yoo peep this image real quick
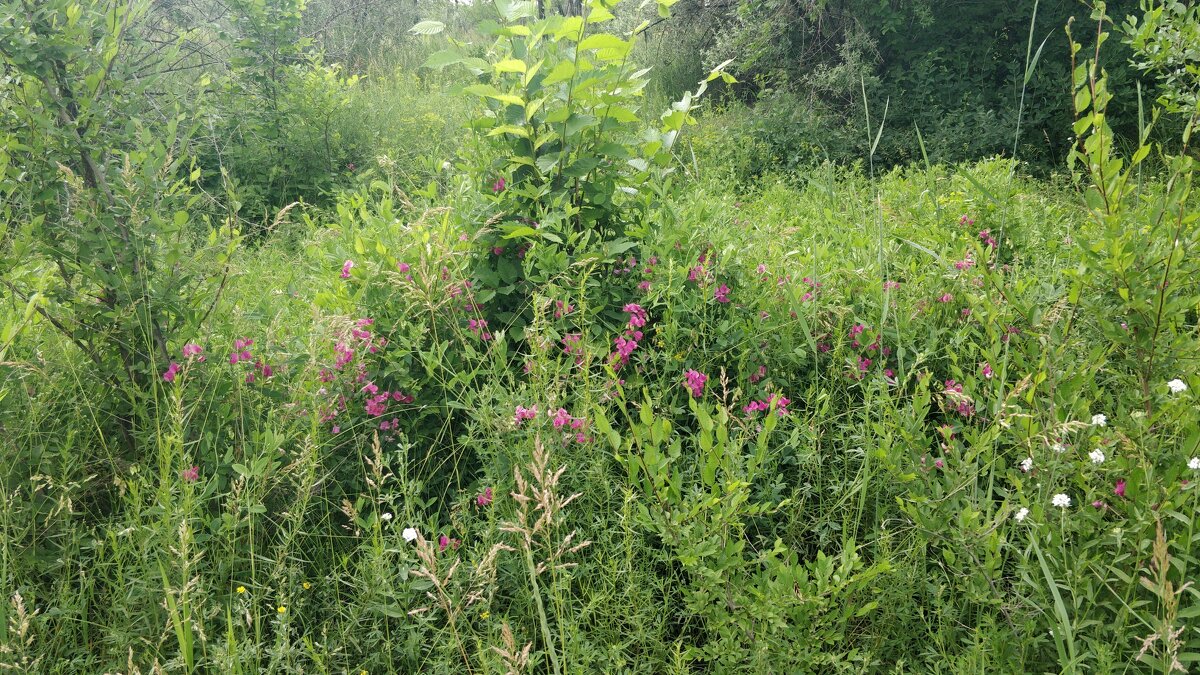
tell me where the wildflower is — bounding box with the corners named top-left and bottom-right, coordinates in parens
top-left (480, 611), bottom-right (490, 620)
top-left (1114, 479), bottom-right (1126, 498)
top-left (182, 343), bottom-right (203, 359)
top-left (1014, 507), bottom-right (1029, 522)
top-left (341, 259), bottom-right (354, 279)
top-left (1167, 378), bottom-right (1188, 394)
top-left (181, 465), bottom-right (199, 482)
top-left (397, 262), bottom-right (410, 273)
top-left (1052, 442), bottom-right (1067, 453)
top-left (476, 487), bottom-right (493, 507)
top-left (1188, 457), bottom-right (1200, 470)
top-left (492, 177), bottom-right (506, 193)
top-left (277, 606), bottom-right (287, 614)
top-left (402, 527), bottom-right (418, 542)
top-left (1091, 414), bottom-right (1107, 427)
top-left (381, 512), bottom-right (393, 522)
top-left (937, 293), bottom-right (953, 303)
top-left (683, 369), bottom-right (708, 398)
top-left (514, 405), bottom-right (538, 426)
top-left (883, 280), bottom-right (901, 291)
top-left (302, 582), bottom-right (311, 590)
top-left (1089, 448), bottom-right (1106, 465)
top-left (750, 365), bottom-right (767, 384)
top-left (714, 284), bottom-right (731, 303)
top-left (1051, 493), bottom-right (1071, 508)
top-left (953, 255), bottom-right (975, 271)
top-left (981, 362), bottom-right (993, 379)
top-left (236, 586), bottom-right (246, 594)
top-left (1019, 457), bottom-right (1033, 473)
top-left (934, 458), bottom-right (944, 469)
top-left (492, 246), bottom-right (504, 256)
top-left (623, 303), bottom-right (648, 329)
top-left (756, 263), bottom-right (767, 275)
top-left (551, 408), bottom-right (572, 429)
top-left (1092, 500), bottom-right (1106, 509)
top-left (162, 361), bottom-right (181, 383)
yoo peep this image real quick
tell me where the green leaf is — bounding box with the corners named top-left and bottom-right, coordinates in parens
top-left (495, 58), bottom-right (527, 74)
top-left (424, 49), bottom-right (464, 70)
top-left (542, 61), bottom-right (575, 86)
top-left (409, 20), bottom-right (445, 35)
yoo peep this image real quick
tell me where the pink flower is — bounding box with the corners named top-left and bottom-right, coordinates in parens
top-left (638, 280), bottom-right (651, 292)
top-left (438, 534), bottom-right (450, 552)
top-left (492, 246), bottom-right (504, 255)
top-left (934, 459), bottom-right (944, 469)
top-left (756, 264), bottom-right (767, 275)
top-left (182, 343), bottom-right (203, 359)
top-left (492, 177), bottom-right (506, 193)
top-left (714, 284), bottom-right (731, 303)
top-left (341, 259), bottom-right (354, 279)
top-left (683, 369), bottom-right (708, 398)
top-left (162, 362), bottom-right (181, 383)
top-left (181, 465), bottom-right (199, 482)
top-left (937, 293), bottom-right (953, 303)
top-left (883, 280), bottom-right (901, 291)
top-left (623, 303), bottom-right (648, 329)
top-left (1114, 479), bottom-right (1126, 498)
top-left (514, 405), bottom-right (539, 426)
top-left (981, 363), bottom-right (993, 379)
top-left (750, 365), bottom-right (767, 384)
top-left (551, 408), bottom-right (572, 429)
top-left (397, 262), bottom-right (410, 273)
top-left (476, 487), bottom-right (493, 507)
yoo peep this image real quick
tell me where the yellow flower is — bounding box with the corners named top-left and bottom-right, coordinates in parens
top-left (277, 606), bottom-right (287, 614)
top-left (236, 586), bottom-right (246, 594)
top-left (480, 611), bottom-right (490, 620)
top-left (302, 582), bottom-right (311, 590)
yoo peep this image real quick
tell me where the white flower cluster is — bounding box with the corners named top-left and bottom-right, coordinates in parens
top-left (1167, 378), bottom-right (1188, 394)
top-left (1020, 457), bottom-right (1034, 473)
top-left (1052, 493), bottom-right (1071, 508)
top-left (1089, 449), bottom-right (1106, 465)
top-left (1014, 507), bottom-right (1029, 522)
top-left (1091, 414), bottom-right (1107, 427)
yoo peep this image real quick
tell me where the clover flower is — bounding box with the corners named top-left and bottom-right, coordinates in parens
top-left (1014, 507), bottom-right (1029, 522)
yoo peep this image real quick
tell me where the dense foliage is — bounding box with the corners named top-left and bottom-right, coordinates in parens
top-left (2, 0), bottom-right (1199, 672)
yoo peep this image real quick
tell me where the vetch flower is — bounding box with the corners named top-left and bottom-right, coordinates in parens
top-left (162, 362), bottom-right (181, 383)
top-left (1014, 507), bottom-right (1029, 522)
top-left (1114, 479), bottom-right (1126, 498)
top-left (683, 370), bottom-right (708, 398)
top-left (1091, 414), bottom-right (1107, 427)
top-left (714, 284), bottom-right (731, 303)
top-left (341, 259), bottom-right (354, 279)
top-left (182, 343), bottom-right (203, 360)
top-left (981, 362), bottom-right (993, 379)
top-left (1052, 493), bottom-right (1071, 508)
top-left (492, 177), bottom-right (506, 193)
top-left (1167, 378), bottom-right (1188, 394)
top-left (181, 465), bottom-right (199, 482)
top-left (402, 527), bottom-right (418, 542)
top-left (1089, 448), bottom-right (1106, 465)
top-left (476, 487), bottom-right (493, 507)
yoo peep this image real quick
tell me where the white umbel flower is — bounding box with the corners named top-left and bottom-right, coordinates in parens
top-left (402, 527), bottom-right (418, 542)
top-left (1052, 442), bottom-right (1067, 453)
top-left (1091, 414), bottom-right (1107, 427)
top-left (1089, 449), bottom-right (1106, 465)
top-left (1189, 457), bottom-right (1200, 471)
top-left (1052, 493), bottom-right (1071, 508)
top-left (1019, 457), bottom-right (1034, 473)
top-left (1014, 507), bottom-right (1029, 522)
top-left (1167, 379), bottom-right (1188, 394)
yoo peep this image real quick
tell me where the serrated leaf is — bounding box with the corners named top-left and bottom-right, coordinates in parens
top-left (410, 20), bottom-right (445, 35)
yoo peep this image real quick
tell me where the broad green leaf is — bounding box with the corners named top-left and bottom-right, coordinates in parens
top-left (495, 58), bottom-right (527, 74)
top-left (409, 20), bottom-right (445, 35)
